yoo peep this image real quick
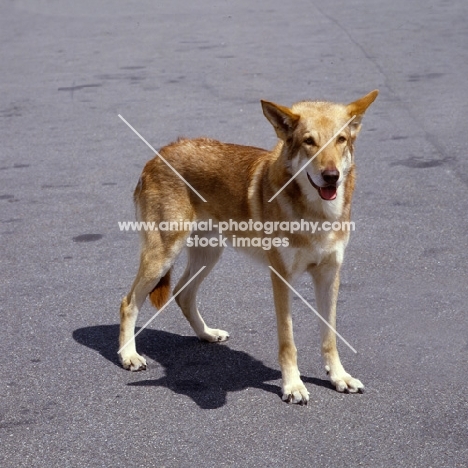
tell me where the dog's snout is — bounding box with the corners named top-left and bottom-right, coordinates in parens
top-left (322, 168), bottom-right (340, 184)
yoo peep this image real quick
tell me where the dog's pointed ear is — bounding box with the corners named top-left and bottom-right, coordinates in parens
top-left (261, 100), bottom-right (300, 140)
top-left (346, 89), bottom-right (379, 139)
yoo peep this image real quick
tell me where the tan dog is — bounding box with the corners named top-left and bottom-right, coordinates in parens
top-left (119, 90), bottom-right (378, 404)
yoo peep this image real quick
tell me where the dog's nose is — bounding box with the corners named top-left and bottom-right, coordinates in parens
top-left (322, 168), bottom-right (340, 184)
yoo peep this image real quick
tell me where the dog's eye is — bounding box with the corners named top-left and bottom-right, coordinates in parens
top-left (337, 135), bottom-right (347, 144)
top-left (304, 137), bottom-right (316, 146)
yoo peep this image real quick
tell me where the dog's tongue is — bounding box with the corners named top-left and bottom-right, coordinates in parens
top-left (319, 186), bottom-right (337, 201)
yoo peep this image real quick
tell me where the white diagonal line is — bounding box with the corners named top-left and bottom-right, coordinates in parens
top-left (118, 114), bottom-right (207, 203)
top-left (268, 266), bottom-right (357, 353)
top-left (268, 115), bottom-right (356, 202)
top-left (118, 265), bottom-right (206, 355)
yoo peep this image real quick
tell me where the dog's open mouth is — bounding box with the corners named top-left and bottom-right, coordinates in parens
top-left (307, 173), bottom-right (337, 201)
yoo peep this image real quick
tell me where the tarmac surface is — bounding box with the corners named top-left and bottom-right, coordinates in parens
top-left (1, 1), bottom-right (467, 467)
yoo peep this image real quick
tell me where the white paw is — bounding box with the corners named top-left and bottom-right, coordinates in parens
top-left (199, 328), bottom-right (230, 343)
top-left (121, 352), bottom-right (147, 371)
top-left (326, 366), bottom-right (364, 393)
top-left (282, 381), bottom-right (310, 405)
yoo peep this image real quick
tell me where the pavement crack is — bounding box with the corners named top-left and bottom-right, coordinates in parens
top-left (312, 3), bottom-right (457, 173)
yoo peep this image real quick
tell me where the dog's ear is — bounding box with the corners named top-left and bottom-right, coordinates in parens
top-left (261, 100), bottom-right (300, 140)
top-left (346, 90), bottom-right (379, 139)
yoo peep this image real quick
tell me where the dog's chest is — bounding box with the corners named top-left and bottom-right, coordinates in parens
top-left (277, 231), bottom-right (346, 273)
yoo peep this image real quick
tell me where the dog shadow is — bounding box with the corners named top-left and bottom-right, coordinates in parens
top-left (72, 325), bottom-right (333, 409)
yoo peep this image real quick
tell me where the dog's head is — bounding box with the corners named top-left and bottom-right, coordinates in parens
top-left (261, 90), bottom-right (378, 201)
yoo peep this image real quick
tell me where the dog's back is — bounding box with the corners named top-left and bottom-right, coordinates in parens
top-left (136, 138), bottom-right (271, 222)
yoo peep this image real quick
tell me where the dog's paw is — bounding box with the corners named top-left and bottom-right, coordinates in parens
top-left (282, 382), bottom-right (309, 405)
top-left (199, 328), bottom-right (230, 343)
top-left (121, 353), bottom-right (147, 372)
top-left (326, 366), bottom-right (364, 393)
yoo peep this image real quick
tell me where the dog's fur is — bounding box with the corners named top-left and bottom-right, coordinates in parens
top-left (119, 90), bottom-right (378, 404)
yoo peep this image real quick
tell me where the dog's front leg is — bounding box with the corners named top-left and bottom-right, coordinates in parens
top-left (271, 271), bottom-right (309, 404)
top-left (310, 261), bottom-right (364, 393)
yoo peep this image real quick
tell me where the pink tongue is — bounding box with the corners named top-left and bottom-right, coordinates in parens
top-left (319, 186), bottom-right (337, 200)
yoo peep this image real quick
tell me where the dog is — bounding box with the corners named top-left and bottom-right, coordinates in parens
top-left (119, 90), bottom-right (378, 404)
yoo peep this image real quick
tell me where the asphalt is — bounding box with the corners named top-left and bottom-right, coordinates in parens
top-left (1, 1), bottom-right (467, 467)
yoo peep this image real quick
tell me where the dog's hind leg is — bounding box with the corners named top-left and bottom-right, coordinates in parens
top-left (119, 231), bottom-right (187, 371)
top-left (174, 230), bottom-right (229, 342)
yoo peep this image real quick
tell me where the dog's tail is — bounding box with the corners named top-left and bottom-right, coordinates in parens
top-left (148, 269), bottom-right (171, 309)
